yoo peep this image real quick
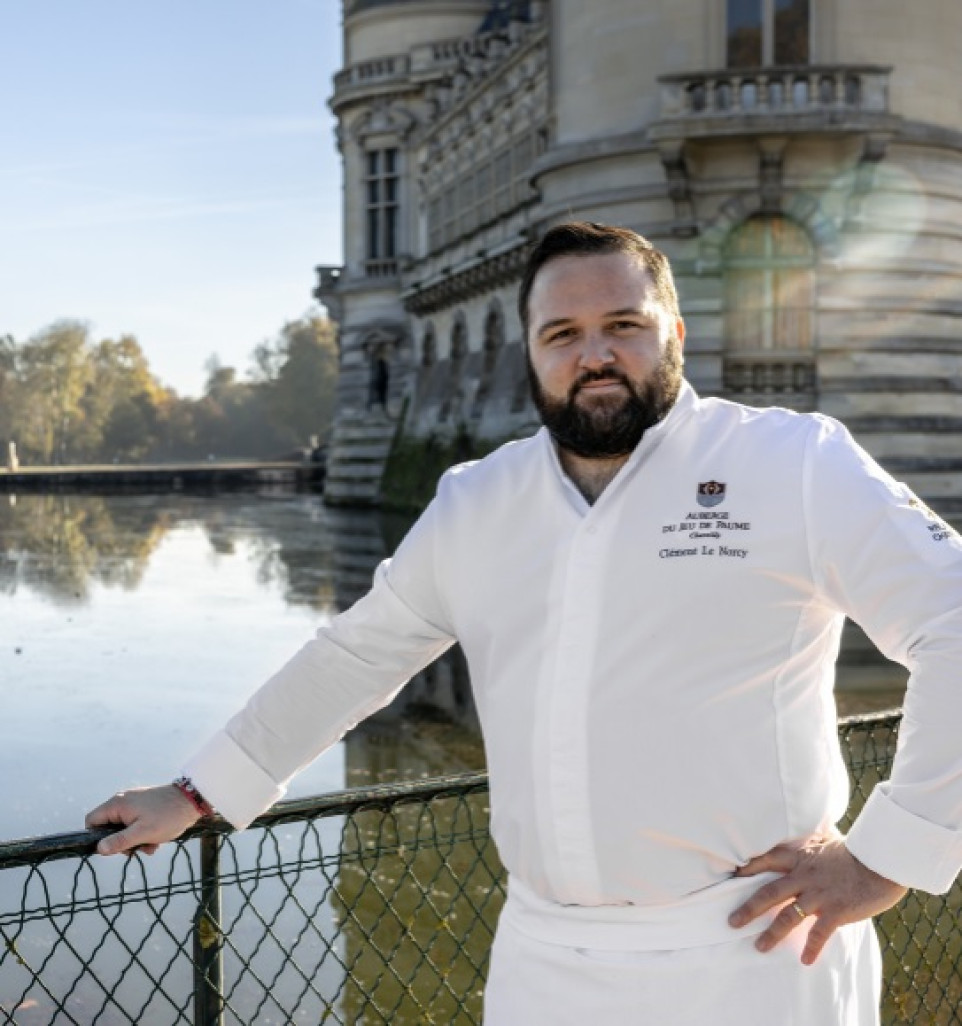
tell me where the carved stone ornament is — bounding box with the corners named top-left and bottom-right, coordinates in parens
top-left (421, 25), bottom-right (547, 132)
top-left (359, 324), bottom-right (408, 360)
top-left (350, 100), bottom-right (418, 144)
top-left (403, 245), bottom-right (528, 316)
top-left (758, 135), bottom-right (788, 215)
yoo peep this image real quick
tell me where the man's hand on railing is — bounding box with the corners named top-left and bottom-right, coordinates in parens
top-left (85, 785), bottom-right (203, 856)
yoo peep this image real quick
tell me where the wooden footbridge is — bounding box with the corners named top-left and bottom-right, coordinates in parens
top-left (0, 459), bottom-right (325, 493)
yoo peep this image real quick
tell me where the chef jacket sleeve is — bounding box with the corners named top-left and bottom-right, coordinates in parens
top-left (181, 491), bottom-right (457, 829)
top-left (804, 415), bottom-right (962, 893)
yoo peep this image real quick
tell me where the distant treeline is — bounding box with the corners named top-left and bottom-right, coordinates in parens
top-left (0, 316), bottom-right (337, 464)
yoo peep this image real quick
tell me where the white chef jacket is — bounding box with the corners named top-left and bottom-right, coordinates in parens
top-left (184, 381), bottom-right (962, 949)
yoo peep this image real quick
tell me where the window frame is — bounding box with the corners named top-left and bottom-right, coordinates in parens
top-left (726, 0), bottom-right (811, 68)
top-left (363, 147), bottom-right (400, 261)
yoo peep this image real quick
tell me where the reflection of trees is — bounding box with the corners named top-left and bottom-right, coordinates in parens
top-left (2, 490), bottom-right (483, 747)
top-left (0, 495), bottom-right (170, 604)
top-left (1, 493), bottom-right (360, 613)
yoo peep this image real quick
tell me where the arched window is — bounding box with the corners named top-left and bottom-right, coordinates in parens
top-left (421, 323), bottom-right (437, 368)
top-left (361, 331), bottom-right (399, 412)
top-left (367, 346), bottom-right (390, 410)
top-left (471, 303), bottom-right (504, 420)
top-left (439, 315), bottom-right (468, 423)
top-left (723, 216), bottom-right (815, 401)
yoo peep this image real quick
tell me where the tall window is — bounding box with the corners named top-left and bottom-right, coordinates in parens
top-left (727, 0), bottom-right (809, 67)
top-left (723, 217), bottom-right (815, 398)
top-left (365, 149), bottom-right (399, 260)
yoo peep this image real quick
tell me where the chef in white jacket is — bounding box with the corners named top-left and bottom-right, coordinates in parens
top-left (88, 222), bottom-right (962, 1025)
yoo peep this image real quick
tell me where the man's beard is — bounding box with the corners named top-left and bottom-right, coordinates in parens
top-left (527, 341), bottom-right (683, 459)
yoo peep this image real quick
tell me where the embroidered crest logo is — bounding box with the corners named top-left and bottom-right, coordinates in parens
top-left (697, 481), bottom-right (726, 508)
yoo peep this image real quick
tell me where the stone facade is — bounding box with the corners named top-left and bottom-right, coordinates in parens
top-left (316, 0), bottom-right (962, 509)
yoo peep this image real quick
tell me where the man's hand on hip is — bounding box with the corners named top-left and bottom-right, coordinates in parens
top-left (85, 785), bottom-right (202, 856)
top-left (727, 830), bottom-right (907, 965)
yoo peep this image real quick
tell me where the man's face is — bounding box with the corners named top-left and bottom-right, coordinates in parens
top-left (525, 250), bottom-right (686, 459)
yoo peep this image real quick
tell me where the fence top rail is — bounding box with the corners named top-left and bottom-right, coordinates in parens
top-left (837, 706), bottom-right (901, 728)
top-left (0, 711), bottom-right (902, 868)
top-left (0, 769), bottom-right (491, 868)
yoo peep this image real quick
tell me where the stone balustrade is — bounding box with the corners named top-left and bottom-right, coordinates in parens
top-left (333, 53), bottom-right (411, 94)
top-left (654, 64), bottom-right (891, 133)
top-left (364, 258), bottom-right (400, 279)
top-left (723, 351), bottom-right (816, 395)
top-left (334, 11), bottom-right (544, 102)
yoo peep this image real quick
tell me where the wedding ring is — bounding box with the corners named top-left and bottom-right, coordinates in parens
top-left (791, 901), bottom-right (808, 920)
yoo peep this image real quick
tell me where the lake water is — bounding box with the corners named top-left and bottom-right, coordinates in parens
top-left (0, 492), bottom-right (483, 844)
top-left (1, 490), bottom-right (904, 846)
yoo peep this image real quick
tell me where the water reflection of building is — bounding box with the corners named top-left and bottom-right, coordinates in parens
top-left (326, 505), bottom-right (489, 1023)
top-left (325, 506), bottom-right (482, 777)
top-left (318, 0), bottom-right (962, 513)
top-left (332, 778), bottom-right (499, 1025)
top-left (326, 507), bottom-right (389, 610)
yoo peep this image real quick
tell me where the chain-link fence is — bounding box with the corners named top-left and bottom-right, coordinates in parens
top-left (838, 712), bottom-right (962, 1024)
top-left (1, 712), bottom-right (960, 1025)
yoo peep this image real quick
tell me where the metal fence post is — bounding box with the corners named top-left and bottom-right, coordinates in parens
top-left (193, 832), bottom-right (224, 1026)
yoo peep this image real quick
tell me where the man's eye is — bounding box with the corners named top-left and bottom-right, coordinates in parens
top-left (547, 328), bottom-right (574, 343)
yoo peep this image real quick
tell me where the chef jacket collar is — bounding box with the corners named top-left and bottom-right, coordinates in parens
top-left (539, 379), bottom-right (699, 517)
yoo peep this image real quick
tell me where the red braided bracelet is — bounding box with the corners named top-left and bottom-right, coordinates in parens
top-left (172, 777), bottom-right (215, 818)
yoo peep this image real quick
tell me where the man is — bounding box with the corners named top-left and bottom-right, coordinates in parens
top-left (88, 223), bottom-right (962, 1025)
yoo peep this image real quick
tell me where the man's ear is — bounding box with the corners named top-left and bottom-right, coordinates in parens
top-left (674, 317), bottom-right (686, 352)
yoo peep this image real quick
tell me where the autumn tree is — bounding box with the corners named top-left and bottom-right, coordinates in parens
top-left (16, 321), bottom-right (92, 463)
top-left (80, 335), bottom-right (167, 461)
top-left (0, 312), bottom-right (339, 464)
top-left (255, 315), bottom-right (338, 446)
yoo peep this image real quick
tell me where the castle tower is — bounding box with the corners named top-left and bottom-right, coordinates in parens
top-left (316, 0), bottom-right (492, 505)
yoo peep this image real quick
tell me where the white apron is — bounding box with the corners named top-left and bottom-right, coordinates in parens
top-left (484, 909), bottom-right (882, 1026)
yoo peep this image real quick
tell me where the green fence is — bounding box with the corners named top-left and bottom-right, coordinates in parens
top-left (1, 712), bottom-right (960, 1024)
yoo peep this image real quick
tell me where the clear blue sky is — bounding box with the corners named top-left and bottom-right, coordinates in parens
top-left (0, 0), bottom-right (343, 397)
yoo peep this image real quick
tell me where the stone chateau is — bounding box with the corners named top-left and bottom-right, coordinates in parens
top-left (315, 0), bottom-right (962, 510)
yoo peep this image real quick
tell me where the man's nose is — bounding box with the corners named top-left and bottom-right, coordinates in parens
top-left (578, 333), bottom-right (615, 369)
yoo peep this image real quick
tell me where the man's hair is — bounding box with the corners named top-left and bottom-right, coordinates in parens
top-left (517, 221), bottom-right (681, 339)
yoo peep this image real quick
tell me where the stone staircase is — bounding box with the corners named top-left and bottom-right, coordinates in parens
top-left (323, 413), bottom-right (398, 507)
